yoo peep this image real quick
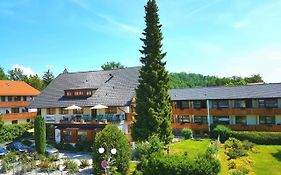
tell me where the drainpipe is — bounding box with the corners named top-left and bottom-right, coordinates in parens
top-left (207, 99), bottom-right (211, 132)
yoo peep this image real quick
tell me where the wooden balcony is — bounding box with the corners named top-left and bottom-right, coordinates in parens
top-left (227, 124), bottom-right (281, 132)
top-left (172, 123), bottom-right (209, 131)
top-left (211, 108), bottom-right (281, 116)
top-left (0, 101), bottom-right (31, 108)
top-left (172, 108), bottom-right (208, 115)
top-left (2, 112), bottom-right (37, 120)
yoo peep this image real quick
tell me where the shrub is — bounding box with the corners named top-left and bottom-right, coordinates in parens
top-left (242, 140), bottom-right (255, 151)
top-left (80, 159), bottom-right (90, 169)
top-left (141, 149), bottom-right (220, 175)
top-left (93, 124), bottom-right (131, 175)
top-left (133, 135), bottom-right (163, 161)
top-left (63, 159), bottom-right (79, 173)
top-left (210, 125), bottom-right (232, 143)
top-left (48, 153), bottom-right (59, 162)
top-left (34, 116), bottom-right (46, 154)
top-left (55, 143), bottom-right (75, 151)
top-left (3, 151), bottom-right (17, 164)
top-left (182, 128), bottom-right (193, 139)
top-left (75, 141), bottom-right (93, 152)
top-left (0, 123), bottom-right (33, 143)
top-left (232, 131), bottom-right (281, 145)
top-left (224, 138), bottom-right (247, 159)
top-left (228, 156), bottom-right (254, 175)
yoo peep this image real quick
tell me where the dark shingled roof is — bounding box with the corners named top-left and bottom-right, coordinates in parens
top-left (29, 67), bottom-right (140, 108)
top-left (169, 83), bottom-right (281, 101)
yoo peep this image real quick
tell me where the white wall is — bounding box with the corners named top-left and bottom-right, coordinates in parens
top-left (4, 118), bottom-right (33, 124)
top-left (247, 115), bottom-right (257, 125)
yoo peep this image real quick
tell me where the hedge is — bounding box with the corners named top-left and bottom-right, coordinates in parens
top-left (0, 123), bottom-right (33, 143)
top-left (141, 148), bottom-right (220, 175)
top-left (232, 131), bottom-right (281, 145)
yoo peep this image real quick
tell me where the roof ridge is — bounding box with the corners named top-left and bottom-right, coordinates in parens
top-left (169, 82), bottom-right (281, 91)
top-left (65, 66), bottom-right (141, 74)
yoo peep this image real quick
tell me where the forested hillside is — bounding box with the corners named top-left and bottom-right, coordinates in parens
top-left (169, 72), bottom-right (264, 89)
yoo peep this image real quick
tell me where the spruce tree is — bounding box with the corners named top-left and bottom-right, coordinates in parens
top-left (132, 0), bottom-right (173, 144)
top-left (42, 69), bottom-right (54, 87)
top-left (34, 116), bottom-right (46, 154)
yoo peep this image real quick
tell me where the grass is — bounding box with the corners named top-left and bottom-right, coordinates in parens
top-left (128, 161), bottom-right (137, 175)
top-left (170, 139), bottom-right (210, 158)
top-left (250, 145), bottom-right (281, 175)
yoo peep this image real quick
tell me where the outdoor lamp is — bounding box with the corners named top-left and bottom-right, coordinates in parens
top-left (98, 147), bottom-right (105, 154)
top-left (110, 148), bottom-right (117, 155)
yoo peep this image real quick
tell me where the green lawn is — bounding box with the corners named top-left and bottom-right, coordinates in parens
top-left (170, 139), bottom-right (210, 158)
top-left (250, 145), bottom-right (281, 175)
top-left (170, 139), bottom-right (281, 175)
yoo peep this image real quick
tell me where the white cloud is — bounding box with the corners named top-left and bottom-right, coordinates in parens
top-left (12, 64), bottom-right (35, 76)
top-left (216, 47), bottom-right (281, 83)
top-left (98, 14), bottom-right (142, 35)
top-left (45, 64), bottom-right (57, 69)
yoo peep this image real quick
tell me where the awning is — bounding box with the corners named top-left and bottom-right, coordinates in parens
top-left (90, 104), bottom-right (108, 109)
top-left (65, 105), bottom-right (82, 110)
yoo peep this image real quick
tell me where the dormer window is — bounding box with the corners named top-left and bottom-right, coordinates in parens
top-left (64, 88), bottom-right (96, 98)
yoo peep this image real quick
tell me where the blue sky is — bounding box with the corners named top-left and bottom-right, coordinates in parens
top-left (0, 0), bottom-right (281, 82)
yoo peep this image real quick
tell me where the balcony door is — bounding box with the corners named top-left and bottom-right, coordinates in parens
top-left (91, 109), bottom-right (97, 117)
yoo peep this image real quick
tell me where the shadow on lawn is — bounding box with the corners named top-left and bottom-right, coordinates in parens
top-left (271, 150), bottom-right (281, 162)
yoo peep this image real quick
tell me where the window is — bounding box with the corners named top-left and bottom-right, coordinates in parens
top-left (73, 109), bottom-right (83, 114)
top-left (259, 116), bottom-right (275, 124)
top-left (234, 100), bottom-right (246, 108)
top-left (8, 96), bottom-right (12, 101)
top-left (26, 119), bottom-right (31, 123)
top-left (59, 108), bottom-right (69, 114)
top-left (259, 99), bottom-right (278, 108)
top-left (66, 91), bottom-right (72, 96)
top-left (213, 100), bottom-right (229, 108)
top-left (14, 96), bottom-right (21, 101)
top-left (86, 91), bottom-right (92, 96)
top-left (235, 116), bottom-right (247, 124)
top-left (213, 116), bottom-right (230, 124)
top-left (194, 116), bottom-right (207, 124)
top-left (22, 108), bottom-right (28, 113)
top-left (193, 101), bottom-right (205, 109)
top-left (63, 131), bottom-right (72, 141)
top-left (181, 101), bottom-right (189, 109)
top-left (6, 110), bottom-right (9, 114)
top-left (1, 96), bottom-right (5, 102)
top-left (23, 96), bottom-right (27, 101)
top-left (12, 120), bottom-right (18, 124)
top-left (11, 108), bottom-right (20, 113)
top-left (46, 108), bottom-right (56, 115)
top-left (105, 107), bottom-right (118, 114)
top-left (77, 131), bottom-right (87, 141)
top-left (177, 115), bottom-right (190, 123)
top-left (193, 101), bottom-right (201, 108)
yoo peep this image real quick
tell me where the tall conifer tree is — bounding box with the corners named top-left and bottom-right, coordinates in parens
top-left (132, 0), bottom-right (173, 144)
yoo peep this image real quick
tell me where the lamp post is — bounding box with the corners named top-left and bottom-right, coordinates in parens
top-left (98, 147), bottom-right (117, 175)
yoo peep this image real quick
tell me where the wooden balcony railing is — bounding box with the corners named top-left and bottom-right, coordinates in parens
top-left (172, 108), bottom-right (208, 115)
top-left (173, 108), bottom-right (281, 116)
top-left (211, 108), bottom-right (281, 116)
top-left (227, 124), bottom-right (281, 132)
top-left (0, 101), bottom-right (31, 108)
top-left (2, 112), bottom-right (37, 120)
top-left (172, 123), bottom-right (209, 131)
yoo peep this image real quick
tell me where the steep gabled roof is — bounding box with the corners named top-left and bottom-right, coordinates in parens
top-left (0, 80), bottom-right (40, 96)
top-left (29, 67), bottom-right (140, 108)
top-left (169, 83), bottom-right (281, 101)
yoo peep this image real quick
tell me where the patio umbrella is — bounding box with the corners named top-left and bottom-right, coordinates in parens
top-left (90, 104), bottom-right (108, 109)
top-left (64, 105), bottom-right (82, 110)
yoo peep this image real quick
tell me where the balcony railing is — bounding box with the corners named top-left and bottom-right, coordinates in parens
top-left (2, 112), bottom-right (37, 120)
top-left (172, 123), bottom-right (209, 131)
top-left (43, 114), bottom-right (126, 124)
top-left (0, 101), bottom-right (32, 108)
top-left (172, 107), bottom-right (281, 116)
